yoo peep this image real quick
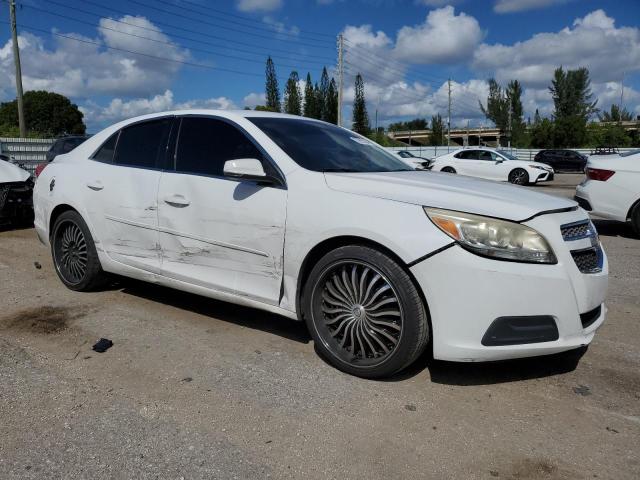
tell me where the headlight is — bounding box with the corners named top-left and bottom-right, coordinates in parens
top-left (424, 207), bottom-right (557, 264)
top-left (529, 165), bottom-right (548, 170)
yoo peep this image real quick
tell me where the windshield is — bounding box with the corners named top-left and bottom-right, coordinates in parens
top-left (496, 150), bottom-right (518, 160)
top-left (248, 117), bottom-right (412, 173)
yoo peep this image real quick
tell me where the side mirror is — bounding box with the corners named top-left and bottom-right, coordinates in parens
top-left (223, 158), bottom-right (276, 185)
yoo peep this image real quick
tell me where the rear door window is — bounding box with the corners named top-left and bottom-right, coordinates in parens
top-left (175, 117), bottom-right (263, 176)
top-left (92, 132), bottom-right (119, 164)
top-left (114, 118), bottom-right (172, 169)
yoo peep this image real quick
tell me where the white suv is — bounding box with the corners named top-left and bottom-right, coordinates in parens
top-left (34, 111), bottom-right (607, 378)
top-left (575, 149), bottom-right (640, 235)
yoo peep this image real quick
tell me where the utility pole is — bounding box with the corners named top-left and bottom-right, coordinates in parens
top-left (337, 34), bottom-right (344, 128)
top-left (507, 105), bottom-right (512, 149)
top-left (447, 78), bottom-right (451, 150)
top-left (620, 71), bottom-right (625, 112)
top-left (9, 0), bottom-right (26, 137)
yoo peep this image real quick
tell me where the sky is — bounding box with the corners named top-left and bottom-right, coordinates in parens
top-left (0, 0), bottom-right (639, 132)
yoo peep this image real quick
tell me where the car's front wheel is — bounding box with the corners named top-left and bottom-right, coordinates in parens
top-left (441, 166), bottom-right (456, 174)
top-left (631, 203), bottom-right (640, 237)
top-left (302, 245), bottom-right (429, 379)
top-left (51, 210), bottom-right (107, 291)
top-left (508, 168), bottom-right (529, 185)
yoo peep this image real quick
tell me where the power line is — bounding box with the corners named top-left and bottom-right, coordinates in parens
top-left (22, 4), bottom-right (328, 72)
top-left (2, 20), bottom-right (277, 79)
top-left (125, 0), bottom-right (333, 48)
top-left (42, 0), bottom-right (337, 64)
top-left (163, 0), bottom-right (334, 40)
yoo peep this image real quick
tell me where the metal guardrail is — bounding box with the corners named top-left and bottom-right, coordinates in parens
top-left (386, 146), bottom-right (640, 161)
top-left (0, 137), bottom-right (55, 176)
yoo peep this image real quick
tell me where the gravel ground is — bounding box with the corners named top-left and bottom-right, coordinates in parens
top-left (1, 173), bottom-right (638, 479)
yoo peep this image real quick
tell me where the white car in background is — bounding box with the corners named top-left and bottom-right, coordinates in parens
top-left (34, 111), bottom-right (607, 378)
top-left (392, 150), bottom-right (432, 170)
top-left (431, 147), bottom-right (554, 185)
top-left (575, 149), bottom-right (640, 235)
top-left (0, 156), bottom-right (33, 225)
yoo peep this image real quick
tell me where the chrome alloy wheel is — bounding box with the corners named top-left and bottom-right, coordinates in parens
top-left (53, 220), bottom-right (88, 285)
top-left (509, 169), bottom-right (528, 185)
top-left (311, 260), bottom-right (404, 367)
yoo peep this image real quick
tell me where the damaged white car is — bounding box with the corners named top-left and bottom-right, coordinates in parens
top-left (0, 156), bottom-right (33, 225)
top-left (34, 111), bottom-right (608, 378)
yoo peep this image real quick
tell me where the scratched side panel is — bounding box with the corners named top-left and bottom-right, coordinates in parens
top-left (158, 172), bottom-right (287, 305)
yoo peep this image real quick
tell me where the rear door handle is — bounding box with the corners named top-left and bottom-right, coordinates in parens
top-left (87, 181), bottom-right (103, 191)
top-left (164, 194), bottom-right (190, 208)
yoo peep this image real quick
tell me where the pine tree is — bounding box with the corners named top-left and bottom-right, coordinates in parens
top-left (319, 67), bottom-right (330, 121)
top-left (283, 71), bottom-right (302, 116)
top-left (506, 79), bottom-right (526, 146)
top-left (265, 57), bottom-right (281, 112)
top-left (313, 82), bottom-right (322, 120)
top-left (325, 78), bottom-right (338, 125)
top-left (352, 73), bottom-right (370, 135)
top-left (429, 114), bottom-right (444, 146)
top-left (303, 73), bottom-right (316, 118)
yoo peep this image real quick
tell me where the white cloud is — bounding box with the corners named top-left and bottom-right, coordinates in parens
top-left (0, 16), bottom-right (188, 100)
top-left (80, 90), bottom-right (238, 129)
top-left (394, 6), bottom-right (483, 64)
top-left (473, 10), bottom-right (640, 88)
top-left (416, 0), bottom-right (464, 6)
top-left (493, 0), bottom-right (568, 14)
top-left (236, 0), bottom-right (283, 12)
top-left (262, 16), bottom-right (300, 38)
top-left (243, 92), bottom-right (267, 108)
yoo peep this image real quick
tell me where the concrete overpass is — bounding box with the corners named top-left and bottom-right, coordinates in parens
top-left (387, 127), bottom-right (503, 147)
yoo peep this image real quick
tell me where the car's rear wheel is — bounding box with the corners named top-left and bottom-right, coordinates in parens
top-left (508, 168), bottom-right (529, 185)
top-left (51, 210), bottom-right (107, 291)
top-left (441, 166), bottom-right (456, 173)
top-left (302, 245), bottom-right (429, 379)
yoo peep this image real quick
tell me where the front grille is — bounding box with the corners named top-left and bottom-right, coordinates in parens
top-left (571, 247), bottom-right (602, 274)
top-left (561, 220), bottom-right (592, 241)
top-left (580, 305), bottom-right (602, 329)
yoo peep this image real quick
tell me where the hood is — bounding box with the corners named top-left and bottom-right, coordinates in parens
top-left (0, 159), bottom-right (30, 183)
top-left (324, 171), bottom-right (576, 222)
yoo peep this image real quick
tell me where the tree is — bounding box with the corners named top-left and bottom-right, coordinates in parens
top-left (429, 114), bottom-right (444, 146)
top-left (283, 71), bottom-right (302, 116)
top-left (480, 78), bottom-right (526, 146)
top-left (313, 82), bottom-right (322, 120)
top-left (530, 118), bottom-right (554, 148)
top-left (549, 66), bottom-right (598, 147)
top-left (265, 56), bottom-right (281, 112)
top-left (0, 90), bottom-right (85, 137)
top-left (352, 73), bottom-right (369, 135)
top-left (319, 67), bottom-right (330, 121)
top-left (388, 118), bottom-right (428, 131)
top-left (480, 78), bottom-right (509, 133)
top-left (325, 78), bottom-right (339, 125)
top-left (303, 73), bottom-right (319, 119)
top-left (598, 104), bottom-right (633, 122)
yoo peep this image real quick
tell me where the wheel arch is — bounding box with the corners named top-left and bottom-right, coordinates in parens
top-left (626, 197), bottom-right (640, 221)
top-left (49, 204), bottom-right (78, 237)
top-left (295, 235), bottom-right (432, 334)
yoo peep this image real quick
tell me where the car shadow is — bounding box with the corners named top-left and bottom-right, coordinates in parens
top-left (0, 222), bottom-right (34, 233)
top-left (115, 277), bottom-right (311, 344)
top-left (426, 347), bottom-right (587, 386)
top-left (592, 219), bottom-right (638, 239)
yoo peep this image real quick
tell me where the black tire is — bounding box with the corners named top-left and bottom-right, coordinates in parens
top-left (302, 245), bottom-right (429, 379)
top-left (51, 210), bottom-right (107, 291)
top-left (441, 166), bottom-right (456, 174)
top-left (508, 168), bottom-right (529, 185)
top-left (631, 203), bottom-right (640, 237)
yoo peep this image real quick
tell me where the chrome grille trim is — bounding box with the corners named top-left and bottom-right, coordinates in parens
top-left (560, 219), bottom-right (592, 241)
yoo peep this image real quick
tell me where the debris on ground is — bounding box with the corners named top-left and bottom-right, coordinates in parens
top-left (33, 262), bottom-right (41, 269)
top-left (573, 384), bottom-right (592, 396)
top-left (404, 404), bottom-right (417, 411)
top-left (92, 338), bottom-right (113, 353)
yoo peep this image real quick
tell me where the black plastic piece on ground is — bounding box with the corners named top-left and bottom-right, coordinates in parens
top-left (92, 338), bottom-right (113, 353)
top-left (481, 316), bottom-right (559, 346)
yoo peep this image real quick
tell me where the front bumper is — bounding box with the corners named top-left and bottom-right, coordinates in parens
top-left (410, 209), bottom-right (608, 362)
top-left (0, 181), bottom-right (33, 223)
top-left (535, 170), bottom-right (554, 182)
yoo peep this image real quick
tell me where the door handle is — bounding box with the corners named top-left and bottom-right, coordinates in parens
top-left (164, 194), bottom-right (190, 208)
top-left (87, 181), bottom-right (103, 191)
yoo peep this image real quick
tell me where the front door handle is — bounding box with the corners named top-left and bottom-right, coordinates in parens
top-left (87, 181), bottom-right (103, 191)
top-left (164, 194), bottom-right (190, 208)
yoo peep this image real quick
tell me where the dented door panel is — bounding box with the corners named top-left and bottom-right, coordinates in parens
top-left (157, 172), bottom-right (287, 305)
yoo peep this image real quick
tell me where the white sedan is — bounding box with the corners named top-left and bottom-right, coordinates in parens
top-left (34, 111), bottom-right (607, 378)
top-left (431, 148), bottom-right (554, 185)
top-left (392, 150), bottom-right (432, 170)
top-left (575, 149), bottom-right (640, 235)
top-left (1, 156), bottom-right (33, 225)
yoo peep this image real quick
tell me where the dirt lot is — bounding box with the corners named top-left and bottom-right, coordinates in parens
top-left (1, 174), bottom-right (639, 479)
